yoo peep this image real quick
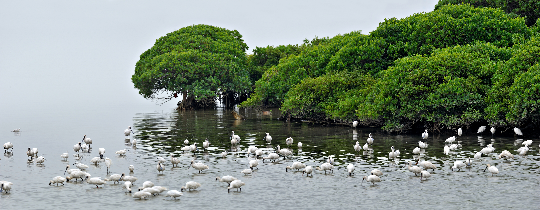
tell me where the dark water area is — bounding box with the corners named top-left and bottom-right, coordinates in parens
top-left (1, 107), bottom-right (539, 209)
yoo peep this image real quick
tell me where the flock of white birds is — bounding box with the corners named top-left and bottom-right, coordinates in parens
top-left (1, 123), bottom-right (538, 198)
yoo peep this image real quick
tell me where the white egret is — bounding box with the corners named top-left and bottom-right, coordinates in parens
top-left (478, 126), bottom-right (486, 134)
top-left (82, 135), bottom-right (92, 148)
top-left (190, 160), bottom-right (209, 173)
top-left (265, 133), bottom-right (272, 142)
top-left (445, 136), bottom-right (456, 144)
top-left (3, 142), bottom-right (13, 152)
top-left (170, 154), bottom-right (180, 167)
top-left (105, 158), bottom-right (112, 174)
top-left (407, 162), bottom-right (422, 176)
top-left (352, 120), bottom-right (359, 128)
top-left (498, 150), bottom-right (514, 159)
top-left (165, 190), bottom-right (183, 199)
top-left (389, 146), bottom-right (399, 159)
top-left (451, 161), bottom-right (466, 171)
top-left (286, 137), bottom-right (293, 146)
top-left (180, 181), bottom-right (201, 191)
top-left (418, 141), bottom-right (428, 149)
top-left (522, 140), bottom-right (533, 147)
top-left (363, 143), bottom-right (370, 151)
top-left (303, 166), bottom-right (313, 177)
top-left (241, 169), bottom-right (252, 175)
top-left (422, 130), bottom-right (429, 139)
top-left (297, 142), bottom-right (302, 149)
top-left (484, 164), bottom-right (499, 176)
top-left (60, 152), bottom-right (69, 161)
top-left (203, 139), bottom-right (210, 150)
top-left (115, 149), bottom-right (126, 156)
top-left (124, 126), bottom-right (133, 136)
top-left (129, 165), bottom-right (135, 173)
top-left (316, 163), bottom-right (334, 174)
top-left (157, 162), bottom-right (165, 174)
top-left (347, 163), bottom-right (355, 176)
top-left (122, 174), bottom-right (137, 183)
top-left (132, 191), bottom-right (151, 199)
top-left (457, 128), bottom-right (462, 136)
top-left (184, 139), bottom-right (189, 145)
top-left (444, 146), bottom-right (450, 155)
top-left (249, 159), bottom-right (259, 170)
top-left (285, 162), bottom-right (306, 172)
top-left (124, 181), bottom-right (133, 193)
top-left (490, 127), bottom-right (496, 137)
top-left (514, 127), bottom-right (523, 136)
top-left (417, 160), bottom-right (436, 171)
top-left (420, 171), bottom-right (431, 180)
top-left (216, 175), bottom-right (237, 186)
top-left (262, 153), bottom-right (280, 162)
top-left (371, 169), bottom-right (383, 176)
top-left (354, 142), bottom-right (361, 153)
top-left (231, 131), bottom-right (241, 143)
top-left (228, 180), bottom-right (245, 193)
top-left (362, 175), bottom-right (381, 185)
top-left (86, 177), bottom-right (106, 188)
top-left (49, 176), bottom-right (66, 186)
top-left (36, 156), bottom-right (46, 164)
top-left (105, 174), bottom-right (124, 184)
top-left (367, 133), bottom-right (374, 145)
top-left (412, 147), bottom-right (421, 155)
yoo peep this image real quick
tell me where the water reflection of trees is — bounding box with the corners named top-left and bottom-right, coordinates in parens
top-left (132, 108), bottom-right (536, 166)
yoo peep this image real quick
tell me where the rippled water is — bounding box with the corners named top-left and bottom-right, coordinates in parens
top-left (1, 108), bottom-right (539, 209)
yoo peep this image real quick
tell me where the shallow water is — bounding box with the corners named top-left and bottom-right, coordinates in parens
top-left (1, 108), bottom-right (539, 209)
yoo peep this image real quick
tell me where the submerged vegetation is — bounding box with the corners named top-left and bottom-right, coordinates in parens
top-left (132, 2), bottom-right (540, 133)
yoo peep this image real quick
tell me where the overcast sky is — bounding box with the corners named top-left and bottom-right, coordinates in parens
top-left (0, 0), bottom-right (439, 113)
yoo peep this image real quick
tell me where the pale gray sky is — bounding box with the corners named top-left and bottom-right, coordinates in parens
top-left (0, 0), bottom-right (439, 113)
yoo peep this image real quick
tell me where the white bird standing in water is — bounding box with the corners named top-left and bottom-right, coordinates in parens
top-left (407, 162), bottom-right (422, 176)
top-left (86, 177), bottom-right (106, 188)
top-left (347, 163), bottom-right (355, 176)
top-left (444, 145), bottom-right (450, 155)
top-left (203, 139), bottom-right (210, 150)
top-left (124, 181), bottom-right (133, 193)
top-left (227, 180), bottom-right (245, 193)
top-left (297, 142), bottom-right (302, 149)
top-left (420, 170), bottom-right (431, 180)
top-left (422, 130), bottom-right (429, 139)
top-left (231, 131), bottom-right (241, 143)
top-left (478, 126), bottom-right (486, 134)
top-left (285, 162), bottom-right (306, 172)
top-left (82, 135), bottom-right (92, 148)
top-left (49, 176), bottom-right (66, 186)
top-left (60, 152), bottom-right (69, 161)
top-left (363, 143), bottom-right (370, 151)
top-left (105, 158), bottom-right (112, 174)
top-left (490, 127), bottom-right (496, 137)
top-left (165, 190), bottom-right (183, 199)
top-left (389, 146), bottom-right (399, 159)
top-left (445, 136), bottom-right (456, 144)
top-left (265, 133), bottom-right (272, 142)
top-left (0, 181), bottom-right (13, 193)
top-left (129, 165), bottom-right (135, 173)
top-left (362, 175), bottom-right (381, 185)
top-left (367, 133), bottom-right (374, 145)
top-left (124, 126), bottom-right (133, 136)
top-left (184, 139), bottom-right (189, 145)
top-left (156, 162), bottom-right (165, 174)
top-left (451, 161), bottom-right (466, 171)
top-left (241, 169), bottom-right (252, 175)
top-left (216, 175), bottom-right (237, 186)
top-left (115, 149), bottom-right (126, 156)
top-left (170, 154), bottom-right (180, 167)
top-left (286, 137), bottom-right (293, 146)
top-left (316, 163), bottom-right (334, 174)
top-left (303, 166), bottom-right (313, 177)
top-left (98, 148), bottom-right (105, 159)
top-left (90, 157), bottom-right (101, 165)
top-left (412, 147), bottom-right (421, 155)
top-left (371, 169), bottom-right (383, 176)
top-left (354, 142), bottom-right (361, 152)
top-left (249, 159), bottom-right (259, 170)
top-left (417, 160), bottom-right (436, 171)
top-left (458, 128), bottom-right (462, 136)
top-left (514, 127), bottom-right (523, 136)
top-left (522, 140), bottom-right (533, 147)
top-left (418, 141), bottom-right (428, 149)
top-left (180, 181), bottom-right (201, 191)
top-left (352, 121), bottom-right (358, 128)
top-left (190, 160), bottom-right (209, 173)
top-left (132, 191), bottom-right (151, 199)
top-left (484, 164), bottom-right (499, 176)
top-left (3, 142), bottom-right (13, 152)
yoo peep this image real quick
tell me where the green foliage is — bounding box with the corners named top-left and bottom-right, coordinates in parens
top-left (505, 64), bottom-right (540, 126)
top-left (247, 44), bottom-right (305, 85)
top-left (132, 24), bottom-right (251, 104)
top-left (358, 43), bottom-right (512, 132)
top-left (280, 71), bottom-right (375, 121)
top-left (241, 32), bottom-right (364, 107)
top-left (485, 36), bottom-right (540, 126)
top-left (243, 4), bottom-right (529, 109)
top-left (435, 0), bottom-right (540, 26)
top-left (371, 4), bottom-right (529, 60)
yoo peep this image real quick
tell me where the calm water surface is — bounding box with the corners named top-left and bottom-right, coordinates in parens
top-left (1, 108), bottom-right (539, 209)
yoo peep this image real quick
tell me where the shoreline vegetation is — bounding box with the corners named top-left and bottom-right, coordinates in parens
top-left (132, 2), bottom-right (540, 134)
